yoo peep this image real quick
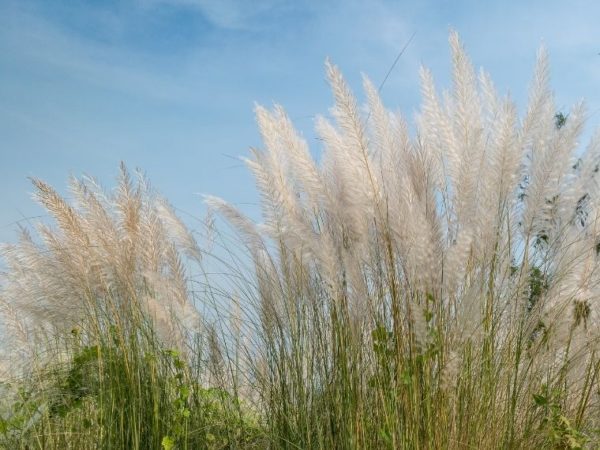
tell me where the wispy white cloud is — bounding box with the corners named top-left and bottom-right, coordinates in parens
top-left (137, 0), bottom-right (296, 31)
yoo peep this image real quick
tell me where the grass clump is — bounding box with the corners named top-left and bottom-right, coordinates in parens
top-left (207, 32), bottom-right (600, 448)
top-left (0, 166), bottom-right (264, 449)
top-left (2, 31), bottom-right (600, 448)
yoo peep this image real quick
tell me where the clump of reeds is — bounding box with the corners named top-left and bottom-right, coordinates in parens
top-left (206, 31), bottom-right (600, 448)
top-left (0, 163), bottom-right (201, 367)
top-left (0, 165), bottom-right (263, 449)
top-left (3, 30), bottom-right (600, 449)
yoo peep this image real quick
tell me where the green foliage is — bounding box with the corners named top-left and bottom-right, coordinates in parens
top-left (49, 345), bottom-right (100, 418)
top-left (0, 384), bottom-right (42, 443)
top-left (0, 309), bottom-right (265, 449)
top-left (533, 385), bottom-right (588, 449)
top-left (555, 112), bottom-right (568, 129)
top-left (161, 435), bottom-right (175, 450)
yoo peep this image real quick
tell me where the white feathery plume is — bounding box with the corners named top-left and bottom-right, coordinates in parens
top-left (203, 195), bottom-right (264, 254)
top-left (325, 60), bottom-right (381, 206)
top-left (155, 198), bottom-right (202, 262)
top-left (317, 115), bottom-right (371, 249)
top-left (1, 167), bottom-right (203, 364)
top-left (271, 105), bottom-right (323, 209)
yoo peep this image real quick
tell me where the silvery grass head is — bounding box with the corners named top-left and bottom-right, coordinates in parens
top-left (0, 163), bottom-right (202, 374)
top-left (206, 31), bottom-right (600, 410)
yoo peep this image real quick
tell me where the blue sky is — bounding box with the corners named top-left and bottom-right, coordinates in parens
top-left (2, 0), bottom-right (600, 243)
